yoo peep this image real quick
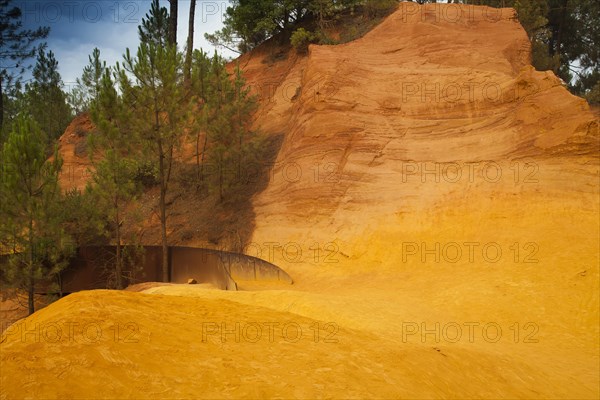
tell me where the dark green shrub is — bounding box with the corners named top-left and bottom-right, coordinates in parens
top-left (291, 28), bottom-right (317, 54)
top-left (135, 160), bottom-right (160, 187)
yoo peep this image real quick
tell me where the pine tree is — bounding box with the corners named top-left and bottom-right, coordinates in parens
top-left (232, 63), bottom-right (259, 182)
top-left (168, 0), bottom-right (179, 46)
top-left (203, 52), bottom-right (231, 200)
top-left (0, 81), bottom-right (25, 144)
top-left (511, 0), bottom-right (598, 98)
top-left (25, 47), bottom-right (73, 145)
top-left (61, 187), bottom-right (108, 248)
top-left (190, 48), bottom-right (211, 183)
top-left (74, 47), bottom-right (107, 111)
top-left (66, 85), bottom-right (87, 115)
top-left (551, 0), bottom-right (599, 98)
top-left (0, 0), bottom-right (49, 132)
top-left (139, 0), bottom-right (170, 48)
top-left (88, 70), bottom-right (140, 289)
top-left (203, 55), bottom-right (259, 201)
top-left (0, 115), bottom-right (71, 314)
top-left (184, 0), bottom-right (197, 87)
top-left (119, 42), bottom-right (188, 282)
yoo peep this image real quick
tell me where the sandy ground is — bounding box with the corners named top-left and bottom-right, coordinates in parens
top-left (1, 3), bottom-right (599, 399)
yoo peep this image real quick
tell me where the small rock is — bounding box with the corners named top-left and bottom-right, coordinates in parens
top-left (187, 279), bottom-right (197, 284)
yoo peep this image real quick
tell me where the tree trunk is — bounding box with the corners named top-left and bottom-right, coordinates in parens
top-left (28, 218), bottom-right (35, 315)
top-left (219, 160), bottom-right (223, 202)
top-left (160, 183), bottom-right (169, 282)
top-left (158, 139), bottom-right (169, 282)
top-left (115, 238), bottom-right (123, 289)
top-left (0, 74), bottom-right (4, 135)
top-left (169, 0), bottom-right (178, 46)
top-left (200, 132), bottom-right (208, 182)
top-left (200, 53), bottom-right (205, 101)
top-left (28, 269), bottom-right (35, 315)
top-left (196, 54), bottom-right (206, 185)
top-left (236, 73), bottom-right (243, 181)
top-left (555, 0), bottom-right (568, 72)
top-left (115, 201), bottom-right (123, 290)
top-left (196, 130), bottom-right (201, 182)
top-left (184, 0), bottom-right (196, 86)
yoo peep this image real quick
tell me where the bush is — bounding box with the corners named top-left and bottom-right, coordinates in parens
top-left (134, 160), bottom-right (160, 187)
top-left (291, 28), bottom-right (317, 54)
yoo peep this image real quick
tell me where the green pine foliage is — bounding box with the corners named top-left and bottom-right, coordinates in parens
top-left (118, 40), bottom-right (188, 282)
top-left (473, 0), bottom-right (599, 101)
top-left (194, 53), bottom-right (261, 202)
top-left (0, 115), bottom-right (72, 314)
top-left (206, 0), bottom-right (373, 52)
top-left (88, 69), bottom-right (141, 289)
top-left (0, 0), bottom-right (49, 135)
top-left (291, 28), bottom-right (317, 53)
top-left (69, 48), bottom-right (108, 113)
top-left (61, 188), bottom-right (108, 248)
top-left (189, 49), bottom-right (212, 184)
top-left (138, 0), bottom-right (170, 48)
top-left (24, 48), bottom-right (73, 146)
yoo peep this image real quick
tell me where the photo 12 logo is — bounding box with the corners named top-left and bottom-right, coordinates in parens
top-left (400, 161), bottom-right (539, 184)
top-left (401, 242), bottom-right (540, 264)
top-left (1, 321), bottom-right (141, 344)
top-left (401, 321), bottom-right (539, 344)
top-left (249, 78), bottom-right (339, 104)
top-left (396, 3), bottom-right (507, 24)
top-left (396, 79), bottom-right (539, 104)
top-left (201, 321), bottom-right (339, 344)
top-left (18, 1), bottom-right (229, 25)
top-left (244, 241), bottom-right (342, 265)
top-left (19, 1), bottom-right (140, 24)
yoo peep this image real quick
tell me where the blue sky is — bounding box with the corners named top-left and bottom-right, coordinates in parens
top-left (15, 0), bottom-right (236, 88)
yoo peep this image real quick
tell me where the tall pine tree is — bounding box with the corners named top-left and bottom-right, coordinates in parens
top-left (119, 39), bottom-right (188, 281)
top-left (0, 0), bottom-right (49, 134)
top-left (139, 0), bottom-right (170, 47)
top-left (190, 48), bottom-right (211, 183)
top-left (25, 47), bottom-right (73, 145)
top-left (203, 55), bottom-right (259, 201)
top-left (89, 70), bottom-right (140, 289)
top-left (0, 115), bottom-right (71, 314)
top-left (73, 47), bottom-right (107, 111)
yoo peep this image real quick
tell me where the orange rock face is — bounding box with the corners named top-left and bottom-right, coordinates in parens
top-left (55, 112), bottom-right (96, 192)
top-left (245, 5), bottom-right (597, 267)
